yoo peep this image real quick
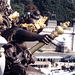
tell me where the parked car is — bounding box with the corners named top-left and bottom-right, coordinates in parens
top-left (60, 55), bottom-right (75, 62)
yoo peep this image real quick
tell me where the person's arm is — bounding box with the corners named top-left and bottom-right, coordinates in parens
top-left (17, 15), bottom-right (29, 24)
top-left (13, 29), bottom-right (54, 45)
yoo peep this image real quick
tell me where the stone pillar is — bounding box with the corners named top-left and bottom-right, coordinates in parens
top-left (72, 24), bottom-right (75, 51)
top-left (7, 0), bottom-right (11, 9)
top-left (0, 36), bottom-right (7, 75)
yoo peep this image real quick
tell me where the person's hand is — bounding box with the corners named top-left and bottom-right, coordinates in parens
top-left (14, 52), bottom-right (25, 63)
top-left (16, 52), bottom-right (24, 61)
top-left (38, 34), bottom-right (54, 45)
top-left (24, 50), bottom-right (35, 65)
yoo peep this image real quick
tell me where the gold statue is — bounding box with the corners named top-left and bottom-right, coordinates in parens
top-left (8, 11), bottom-right (19, 21)
top-left (21, 16), bottom-right (48, 32)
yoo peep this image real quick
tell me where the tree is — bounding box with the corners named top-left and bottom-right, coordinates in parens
top-left (11, 3), bottom-right (25, 18)
top-left (25, 4), bottom-right (38, 12)
top-left (56, 0), bottom-right (75, 23)
top-left (33, 0), bottom-right (75, 25)
top-left (11, 0), bottom-right (75, 25)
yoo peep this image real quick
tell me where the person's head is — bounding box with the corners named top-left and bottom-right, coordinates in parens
top-left (30, 10), bottom-right (41, 20)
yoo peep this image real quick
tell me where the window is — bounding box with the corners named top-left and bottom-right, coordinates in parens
top-left (71, 56), bottom-right (75, 59)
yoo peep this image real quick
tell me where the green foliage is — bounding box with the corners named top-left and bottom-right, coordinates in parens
top-left (33, 0), bottom-right (75, 24)
top-left (11, 0), bottom-right (33, 5)
top-left (56, 0), bottom-right (75, 22)
top-left (25, 4), bottom-right (38, 12)
top-left (11, 3), bottom-right (25, 18)
top-left (10, 0), bottom-right (75, 25)
top-left (10, 0), bottom-right (34, 19)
